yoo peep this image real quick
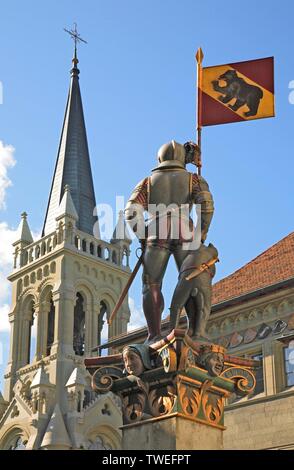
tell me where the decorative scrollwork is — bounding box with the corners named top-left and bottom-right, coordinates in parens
top-left (160, 346), bottom-right (177, 373)
top-left (148, 385), bottom-right (176, 417)
top-left (179, 383), bottom-right (201, 418)
top-left (91, 366), bottom-right (123, 393)
top-left (220, 367), bottom-right (256, 396)
top-left (122, 392), bottom-right (146, 424)
top-left (202, 393), bottom-right (224, 425)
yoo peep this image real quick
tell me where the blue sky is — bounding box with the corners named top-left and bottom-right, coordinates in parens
top-left (0, 0), bottom-right (294, 391)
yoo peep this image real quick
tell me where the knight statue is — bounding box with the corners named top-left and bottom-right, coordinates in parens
top-left (125, 140), bottom-right (215, 343)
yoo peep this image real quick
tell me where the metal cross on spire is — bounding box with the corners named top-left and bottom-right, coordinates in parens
top-left (64, 23), bottom-right (87, 61)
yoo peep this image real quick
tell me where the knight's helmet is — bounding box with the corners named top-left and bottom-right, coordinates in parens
top-left (157, 140), bottom-right (186, 168)
top-left (157, 140), bottom-right (200, 168)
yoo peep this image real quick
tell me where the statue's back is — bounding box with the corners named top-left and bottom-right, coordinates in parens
top-left (149, 169), bottom-right (192, 208)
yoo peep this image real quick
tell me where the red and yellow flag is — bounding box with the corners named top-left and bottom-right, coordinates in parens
top-left (199, 57), bottom-right (275, 127)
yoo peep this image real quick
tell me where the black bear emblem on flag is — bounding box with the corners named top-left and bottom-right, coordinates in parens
top-left (212, 69), bottom-right (263, 117)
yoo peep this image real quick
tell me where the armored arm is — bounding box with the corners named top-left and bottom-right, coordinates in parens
top-left (124, 177), bottom-right (148, 242)
top-left (191, 174), bottom-right (214, 242)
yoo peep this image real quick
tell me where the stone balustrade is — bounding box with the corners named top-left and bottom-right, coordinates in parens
top-left (14, 223), bottom-right (130, 271)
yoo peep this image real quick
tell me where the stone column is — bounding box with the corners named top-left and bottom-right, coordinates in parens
top-left (118, 298), bottom-right (131, 336)
top-left (49, 289), bottom-right (77, 411)
top-left (34, 302), bottom-right (42, 361)
top-left (84, 307), bottom-right (92, 357)
top-left (20, 316), bottom-right (33, 367)
top-left (35, 301), bottom-right (51, 360)
top-left (108, 300), bottom-right (116, 340)
top-left (3, 310), bottom-right (20, 401)
top-left (91, 302), bottom-right (101, 357)
top-left (262, 341), bottom-right (276, 395)
top-left (51, 289), bottom-right (75, 356)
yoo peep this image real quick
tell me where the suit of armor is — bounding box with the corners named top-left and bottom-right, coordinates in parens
top-left (125, 141), bottom-right (214, 343)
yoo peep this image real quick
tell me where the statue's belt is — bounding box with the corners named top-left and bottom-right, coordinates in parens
top-left (179, 256), bottom-right (219, 281)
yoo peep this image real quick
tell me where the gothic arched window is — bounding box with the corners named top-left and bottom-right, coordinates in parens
top-left (122, 248), bottom-right (129, 267)
top-left (88, 436), bottom-right (112, 450)
top-left (73, 293), bottom-right (86, 356)
top-left (3, 429), bottom-right (28, 450)
top-left (23, 297), bottom-right (36, 366)
top-left (112, 251), bottom-right (117, 264)
top-left (98, 301), bottom-right (109, 353)
top-left (29, 308), bottom-right (37, 364)
top-left (46, 298), bottom-right (55, 356)
top-left (9, 436), bottom-right (27, 450)
top-left (105, 248), bottom-right (110, 261)
top-left (74, 235), bottom-right (80, 249)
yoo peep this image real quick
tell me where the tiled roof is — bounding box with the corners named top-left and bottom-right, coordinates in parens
top-left (212, 232), bottom-right (294, 305)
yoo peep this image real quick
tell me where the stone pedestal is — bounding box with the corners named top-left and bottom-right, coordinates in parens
top-left (122, 414), bottom-right (223, 450)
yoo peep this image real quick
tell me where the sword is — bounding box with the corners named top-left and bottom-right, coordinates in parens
top-left (108, 249), bottom-right (144, 326)
top-left (185, 256), bottom-right (219, 281)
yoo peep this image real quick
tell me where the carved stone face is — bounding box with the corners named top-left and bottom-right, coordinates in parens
top-left (205, 352), bottom-right (224, 376)
top-left (123, 348), bottom-right (145, 377)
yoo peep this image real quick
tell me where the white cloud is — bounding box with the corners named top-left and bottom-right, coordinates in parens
top-left (0, 304), bottom-right (10, 333)
top-left (0, 221), bottom-right (17, 265)
top-left (0, 142), bottom-right (17, 334)
top-left (0, 141), bottom-right (16, 210)
top-left (0, 222), bottom-right (40, 334)
top-left (0, 224), bottom-right (16, 333)
top-left (128, 297), bottom-right (146, 331)
top-left (0, 222), bottom-right (18, 306)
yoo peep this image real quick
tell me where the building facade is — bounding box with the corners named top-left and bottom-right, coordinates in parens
top-left (210, 232), bottom-right (294, 450)
top-left (0, 51), bottom-right (131, 450)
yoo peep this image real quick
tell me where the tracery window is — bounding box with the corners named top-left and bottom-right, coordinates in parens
top-left (9, 436), bottom-right (27, 450)
top-left (73, 293), bottom-right (85, 356)
top-left (284, 344), bottom-right (294, 387)
top-left (249, 352), bottom-right (264, 396)
top-left (88, 436), bottom-right (112, 450)
top-left (4, 430), bottom-right (28, 450)
top-left (46, 297), bottom-right (55, 356)
top-left (98, 301), bottom-right (109, 352)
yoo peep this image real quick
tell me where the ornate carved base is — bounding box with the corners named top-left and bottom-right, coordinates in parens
top-left (86, 329), bottom-right (259, 450)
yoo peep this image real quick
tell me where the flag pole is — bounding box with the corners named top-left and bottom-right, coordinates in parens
top-left (196, 47), bottom-right (204, 176)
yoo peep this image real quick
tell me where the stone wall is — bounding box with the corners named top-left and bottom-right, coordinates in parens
top-left (224, 392), bottom-right (294, 449)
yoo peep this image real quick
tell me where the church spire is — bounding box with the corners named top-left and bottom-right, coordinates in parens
top-left (14, 212), bottom-right (34, 245)
top-left (42, 27), bottom-right (98, 237)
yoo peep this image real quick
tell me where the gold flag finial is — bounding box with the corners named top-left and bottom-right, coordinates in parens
top-left (196, 47), bottom-right (204, 65)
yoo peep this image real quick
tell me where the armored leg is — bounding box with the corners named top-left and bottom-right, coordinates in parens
top-left (173, 245), bottom-right (216, 339)
top-left (172, 246), bottom-right (195, 332)
top-left (192, 281), bottom-right (212, 339)
top-left (169, 275), bottom-right (191, 331)
top-left (142, 245), bottom-right (171, 343)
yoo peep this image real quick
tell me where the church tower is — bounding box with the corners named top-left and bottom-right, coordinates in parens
top-left (0, 41), bottom-right (131, 450)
